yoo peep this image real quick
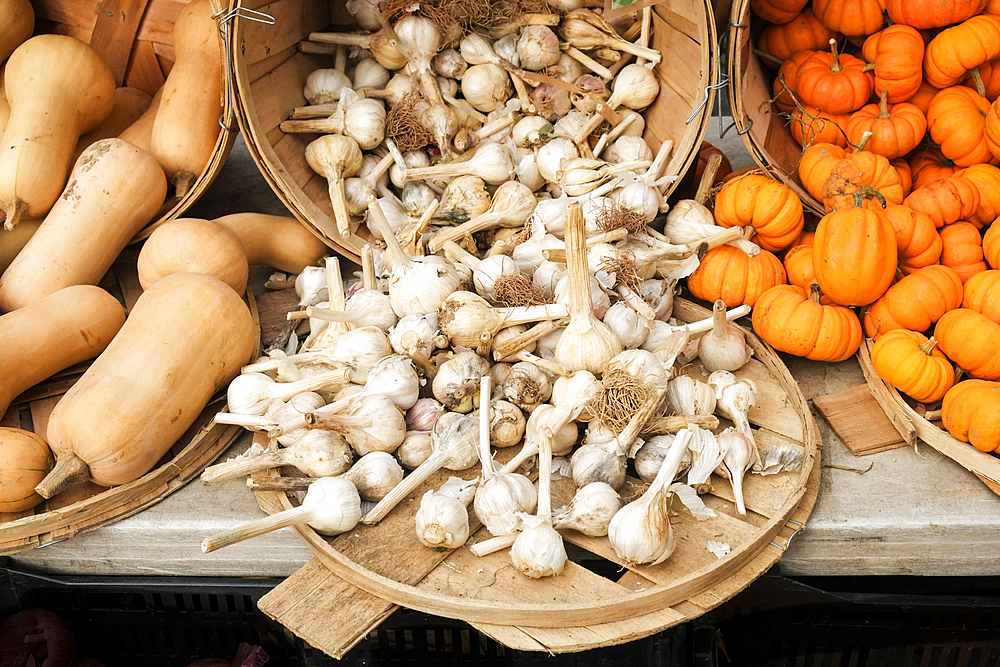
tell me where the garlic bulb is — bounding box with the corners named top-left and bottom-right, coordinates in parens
top-left (400, 181), bottom-right (437, 215)
top-left (359, 354), bottom-right (420, 410)
top-left (227, 369), bottom-right (350, 416)
top-left (200, 427), bottom-right (353, 482)
top-left (517, 26), bottom-right (560, 71)
top-left (666, 375), bottom-right (716, 417)
top-left (531, 83), bottom-right (573, 121)
top-left (634, 434), bottom-right (692, 484)
top-left (345, 0), bottom-right (382, 30)
top-left (604, 135), bottom-right (654, 164)
top-left (608, 429), bottom-right (692, 566)
top-left (536, 137), bottom-right (579, 183)
top-left (616, 182), bottom-right (661, 224)
top-left (299, 326), bottom-right (391, 382)
top-left (553, 272), bottom-right (611, 320)
top-left (552, 481), bottom-right (621, 537)
top-left (483, 398), bottom-right (526, 448)
top-left (502, 361), bottom-right (553, 412)
top-left (512, 116), bottom-right (552, 148)
top-left (716, 427), bottom-right (755, 514)
top-left (303, 68), bottom-right (351, 104)
top-left (708, 370), bottom-right (758, 449)
top-left (389, 149), bottom-right (430, 188)
top-left (352, 57), bottom-right (391, 90)
top-left (295, 265), bottom-right (329, 307)
top-left (389, 312), bottom-right (439, 373)
top-left (415, 476), bottom-right (477, 549)
top-left (437, 290), bottom-right (566, 348)
top-left (516, 152), bottom-right (546, 191)
top-left (432, 349), bottom-right (490, 412)
top-left (433, 49), bottom-right (467, 79)
top-left (344, 450), bottom-right (404, 501)
top-left (685, 424), bottom-right (725, 494)
top-left (462, 63), bottom-right (512, 113)
top-left (698, 299), bottom-right (753, 372)
top-left (307, 392), bottom-right (406, 456)
top-left (265, 391), bottom-right (325, 445)
top-left (305, 134), bottom-right (363, 236)
top-left (550, 370), bottom-right (601, 424)
top-left (602, 349), bottom-right (668, 394)
top-left (202, 476), bottom-right (361, 552)
top-left (435, 175), bottom-right (492, 223)
top-left (603, 302), bottom-right (652, 349)
top-left (397, 430), bottom-right (434, 470)
top-left (405, 398), bottom-right (446, 432)
top-left (641, 279), bottom-right (675, 321)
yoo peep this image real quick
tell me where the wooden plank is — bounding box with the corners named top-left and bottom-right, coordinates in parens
top-left (89, 0), bottom-right (153, 85)
top-left (124, 39), bottom-right (167, 95)
top-left (812, 384), bottom-right (907, 456)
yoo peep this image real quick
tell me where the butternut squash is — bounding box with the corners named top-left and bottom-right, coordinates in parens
top-left (215, 212), bottom-right (329, 273)
top-left (0, 0), bottom-right (33, 64)
top-left (0, 428), bottom-right (52, 512)
top-left (0, 138), bottom-right (167, 312)
top-left (0, 284), bottom-right (126, 417)
top-left (0, 35), bottom-right (116, 229)
top-left (72, 87), bottom-right (153, 166)
top-left (118, 86), bottom-right (162, 153)
top-left (36, 273), bottom-right (255, 497)
top-left (0, 81), bottom-right (9, 134)
top-left (0, 219), bottom-right (40, 273)
top-left (137, 217), bottom-right (249, 293)
top-left (149, 0), bottom-right (224, 199)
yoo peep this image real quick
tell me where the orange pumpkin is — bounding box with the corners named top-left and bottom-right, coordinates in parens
top-left (772, 50), bottom-right (815, 113)
top-left (751, 0), bottom-right (810, 25)
top-left (907, 80), bottom-right (941, 115)
top-left (862, 25), bottom-right (925, 103)
top-left (953, 163), bottom-right (1000, 228)
top-left (903, 176), bottom-right (981, 228)
top-left (923, 15), bottom-right (1000, 90)
top-left (870, 330), bottom-right (955, 403)
top-left (862, 263), bottom-right (963, 337)
top-left (713, 173), bottom-right (805, 252)
top-left (811, 0), bottom-right (887, 37)
top-left (813, 203), bottom-right (898, 306)
top-left (926, 85), bottom-right (995, 167)
top-left (822, 150), bottom-right (905, 212)
top-left (799, 143), bottom-right (849, 202)
top-left (908, 146), bottom-right (957, 189)
top-left (964, 59), bottom-right (1000, 101)
top-left (939, 221), bottom-right (987, 282)
top-left (751, 283), bottom-right (862, 362)
top-left (845, 91), bottom-right (926, 159)
top-left (880, 203), bottom-right (942, 273)
top-left (686, 244), bottom-right (787, 307)
top-left (794, 38), bottom-right (874, 113)
top-left (789, 106), bottom-right (850, 147)
top-left (935, 308), bottom-right (1000, 380)
top-left (941, 379), bottom-right (1000, 452)
top-left (891, 157), bottom-right (913, 196)
top-left (985, 217), bottom-right (1000, 267)
top-left (782, 243), bottom-right (817, 290)
top-left (885, 0), bottom-right (986, 29)
top-left (963, 269), bottom-right (1000, 323)
top-left (758, 9), bottom-right (841, 67)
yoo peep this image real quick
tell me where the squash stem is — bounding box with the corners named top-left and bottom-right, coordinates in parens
top-left (173, 171), bottom-right (197, 200)
top-left (2, 198), bottom-right (27, 231)
top-left (34, 452), bottom-right (91, 499)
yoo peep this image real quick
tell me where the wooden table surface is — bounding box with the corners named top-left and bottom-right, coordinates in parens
top-left (11, 118), bottom-right (1000, 579)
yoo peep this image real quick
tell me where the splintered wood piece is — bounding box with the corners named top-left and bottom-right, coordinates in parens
top-left (89, 0), bottom-right (153, 85)
top-left (812, 385), bottom-right (906, 456)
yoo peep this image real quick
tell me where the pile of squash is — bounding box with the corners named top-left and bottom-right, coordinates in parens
top-left (0, 0), bottom-right (328, 513)
top-left (719, 0), bottom-right (1000, 453)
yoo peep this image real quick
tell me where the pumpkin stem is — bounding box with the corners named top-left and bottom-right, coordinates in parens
top-left (919, 336), bottom-right (940, 355)
top-left (863, 62), bottom-right (876, 72)
top-left (807, 282), bottom-right (822, 304)
top-left (828, 38), bottom-right (842, 73)
top-left (878, 90), bottom-right (890, 119)
top-left (2, 197), bottom-right (27, 231)
top-left (34, 451), bottom-right (92, 500)
top-left (971, 67), bottom-right (987, 99)
top-left (753, 49), bottom-right (785, 67)
top-left (853, 130), bottom-right (873, 153)
top-left (852, 186), bottom-right (888, 209)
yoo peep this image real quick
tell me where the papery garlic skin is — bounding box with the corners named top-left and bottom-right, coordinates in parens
top-left (552, 482), bottom-right (621, 537)
top-left (517, 26), bottom-right (560, 71)
top-left (474, 472), bottom-right (538, 536)
top-left (510, 514), bottom-right (567, 578)
top-left (667, 375), bottom-right (717, 416)
top-left (344, 451), bottom-right (404, 501)
top-left (414, 477), bottom-right (477, 549)
top-left (396, 430), bottom-right (434, 470)
top-left (405, 398), bottom-right (446, 432)
top-left (462, 63), bottom-right (512, 113)
top-left (304, 68), bottom-right (351, 104)
top-left (432, 350), bottom-right (490, 412)
top-left (295, 265), bottom-right (329, 307)
top-left (685, 424), bottom-right (725, 494)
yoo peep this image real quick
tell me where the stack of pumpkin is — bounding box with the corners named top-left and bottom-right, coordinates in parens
top-left (713, 0), bottom-right (1000, 453)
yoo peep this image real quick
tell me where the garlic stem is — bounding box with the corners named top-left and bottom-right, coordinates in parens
top-left (362, 244), bottom-right (377, 291)
top-left (492, 320), bottom-right (559, 361)
top-left (470, 533), bottom-right (517, 556)
top-left (561, 45), bottom-right (613, 80)
top-left (212, 413), bottom-right (281, 436)
top-left (615, 284), bottom-right (657, 321)
top-left (478, 376), bottom-right (497, 482)
top-left (200, 430), bottom-right (352, 483)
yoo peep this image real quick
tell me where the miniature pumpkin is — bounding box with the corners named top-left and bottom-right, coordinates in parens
top-left (902, 176), bottom-right (981, 228)
top-left (923, 15), bottom-right (1000, 89)
top-left (799, 142), bottom-right (849, 202)
top-left (985, 217), bottom-right (1000, 267)
top-left (934, 308), bottom-right (1000, 380)
top-left (713, 173), bottom-right (805, 252)
top-left (862, 264), bottom-right (963, 337)
top-left (782, 243), bottom-right (818, 290)
top-left (772, 50), bottom-right (815, 113)
top-left (870, 330), bottom-right (955, 404)
top-left (891, 157), bottom-right (913, 196)
top-left (789, 106), bottom-right (850, 147)
top-left (963, 269), bottom-right (1000, 323)
top-left (908, 146), bottom-right (956, 189)
top-left (751, 283), bottom-right (862, 362)
top-left (758, 9), bottom-right (841, 67)
top-left (941, 379), bottom-right (1000, 452)
top-left (751, 0), bottom-right (810, 26)
top-left (926, 86), bottom-right (995, 167)
top-left (879, 203), bottom-right (942, 273)
top-left (953, 163), bottom-right (1000, 228)
top-left (862, 25), bottom-right (925, 103)
top-left (812, 202), bottom-right (897, 306)
top-left (811, 0), bottom-right (887, 36)
top-left (794, 38), bottom-right (874, 114)
top-left (686, 244), bottom-right (787, 307)
top-left (939, 221), bottom-right (987, 282)
top-left (964, 59), bottom-right (1000, 101)
top-left (822, 150), bottom-right (905, 212)
top-left (885, 0), bottom-right (985, 29)
top-left (845, 91), bottom-right (926, 159)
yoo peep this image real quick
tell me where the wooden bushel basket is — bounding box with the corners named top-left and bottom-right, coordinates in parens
top-left (725, 0), bottom-right (825, 214)
top-left (250, 298), bottom-right (822, 657)
top-left (225, 0), bottom-right (721, 263)
top-left (30, 0), bottom-right (240, 237)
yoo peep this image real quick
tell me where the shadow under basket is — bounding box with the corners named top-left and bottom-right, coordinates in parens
top-left (226, 0), bottom-right (720, 263)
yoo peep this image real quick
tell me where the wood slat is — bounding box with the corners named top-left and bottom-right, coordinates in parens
top-left (90, 0), bottom-right (154, 85)
top-left (813, 384), bottom-right (907, 456)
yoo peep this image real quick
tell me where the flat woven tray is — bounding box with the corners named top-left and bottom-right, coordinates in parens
top-left (252, 298), bottom-right (822, 656)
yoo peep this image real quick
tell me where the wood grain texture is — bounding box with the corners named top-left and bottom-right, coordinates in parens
top-left (813, 384), bottom-right (907, 456)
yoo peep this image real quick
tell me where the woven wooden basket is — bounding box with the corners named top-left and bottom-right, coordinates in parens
top-left (0, 251), bottom-right (257, 554)
top-left (30, 0), bottom-right (239, 237)
top-left (248, 297), bottom-right (821, 657)
top-left (725, 0), bottom-right (824, 214)
top-left (226, 0), bottom-right (721, 263)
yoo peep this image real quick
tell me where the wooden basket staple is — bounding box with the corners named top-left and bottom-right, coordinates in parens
top-left (225, 0), bottom-right (721, 263)
top-left (30, 0), bottom-right (240, 238)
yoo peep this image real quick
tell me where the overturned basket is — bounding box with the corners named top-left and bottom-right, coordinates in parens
top-left (31, 0), bottom-right (240, 235)
top-left (226, 0), bottom-right (721, 262)
top-left (250, 298), bottom-right (821, 657)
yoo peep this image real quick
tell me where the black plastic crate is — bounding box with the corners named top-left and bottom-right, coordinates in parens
top-left (0, 562), bottom-right (716, 666)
